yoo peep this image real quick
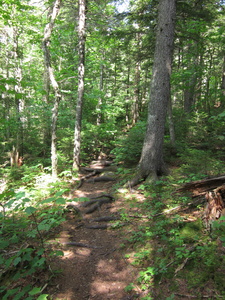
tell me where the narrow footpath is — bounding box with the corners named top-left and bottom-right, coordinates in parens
top-left (48, 169), bottom-right (140, 300)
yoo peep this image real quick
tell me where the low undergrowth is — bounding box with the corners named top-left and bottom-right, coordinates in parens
top-left (0, 166), bottom-right (74, 300)
top-left (1, 146), bottom-right (225, 300)
top-left (119, 170), bottom-right (225, 300)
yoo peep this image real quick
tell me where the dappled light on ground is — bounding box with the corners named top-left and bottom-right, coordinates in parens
top-left (49, 180), bottom-right (139, 300)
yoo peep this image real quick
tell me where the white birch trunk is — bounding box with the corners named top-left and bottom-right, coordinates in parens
top-left (42, 0), bottom-right (62, 178)
top-left (73, 0), bottom-right (86, 170)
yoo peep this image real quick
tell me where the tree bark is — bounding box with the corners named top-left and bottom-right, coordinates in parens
top-left (168, 95), bottom-right (176, 147)
top-left (129, 0), bottom-right (176, 186)
top-left (42, 0), bottom-right (62, 178)
top-left (13, 27), bottom-right (25, 158)
top-left (73, 0), bottom-right (86, 170)
top-left (97, 62), bottom-right (104, 126)
top-left (132, 33), bottom-right (141, 126)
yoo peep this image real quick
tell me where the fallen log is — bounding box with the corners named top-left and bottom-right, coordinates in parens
top-left (176, 176), bottom-right (225, 230)
top-left (176, 175), bottom-right (225, 194)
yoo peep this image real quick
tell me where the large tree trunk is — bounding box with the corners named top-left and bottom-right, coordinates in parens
top-left (129, 0), bottom-right (176, 186)
top-left (42, 0), bottom-right (62, 178)
top-left (73, 0), bottom-right (86, 170)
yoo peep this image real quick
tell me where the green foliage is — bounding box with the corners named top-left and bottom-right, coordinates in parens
top-left (119, 159), bottom-right (225, 299)
top-left (178, 148), bottom-right (225, 177)
top-left (112, 121), bottom-right (146, 166)
top-left (81, 122), bottom-right (119, 161)
top-left (0, 178), bottom-right (67, 299)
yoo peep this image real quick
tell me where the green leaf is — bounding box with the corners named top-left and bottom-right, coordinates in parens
top-left (33, 257), bottom-right (45, 267)
top-left (16, 191), bottom-right (26, 200)
top-left (36, 294), bottom-right (49, 300)
top-left (29, 287), bottom-right (42, 296)
top-left (13, 256), bottom-right (22, 266)
top-left (0, 240), bottom-right (9, 249)
top-left (78, 197), bottom-right (90, 202)
top-left (25, 206), bottom-right (36, 215)
top-left (124, 283), bottom-right (134, 292)
top-left (41, 197), bottom-right (55, 204)
top-left (22, 198), bottom-right (31, 203)
top-left (55, 197), bottom-right (66, 204)
top-left (55, 189), bottom-right (67, 196)
top-left (51, 250), bottom-right (64, 256)
top-left (3, 288), bottom-right (19, 300)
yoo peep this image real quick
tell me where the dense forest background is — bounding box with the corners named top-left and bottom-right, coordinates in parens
top-left (1, 0), bottom-right (225, 173)
top-left (1, 0), bottom-right (225, 299)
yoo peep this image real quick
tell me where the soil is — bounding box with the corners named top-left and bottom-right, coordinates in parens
top-left (47, 177), bottom-right (141, 300)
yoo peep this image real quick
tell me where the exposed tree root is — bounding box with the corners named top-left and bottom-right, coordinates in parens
top-left (91, 216), bottom-right (121, 222)
top-left (66, 194), bottom-right (114, 216)
top-left (60, 241), bottom-right (101, 249)
top-left (86, 176), bottom-right (116, 183)
top-left (85, 224), bottom-right (109, 229)
top-left (77, 161), bottom-right (117, 188)
top-left (83, 198), bottom-right (113, 214)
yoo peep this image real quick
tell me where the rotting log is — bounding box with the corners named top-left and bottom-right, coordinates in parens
top-left (176, 176), bottom-right (225, 230)
top-left (176, 175), bottom-right (225, 194)
top-left (203, 186), bottom-right (225, 229)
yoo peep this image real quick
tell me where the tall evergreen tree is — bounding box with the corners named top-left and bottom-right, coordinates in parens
top-left (129, 0), bottom-right (176, 186)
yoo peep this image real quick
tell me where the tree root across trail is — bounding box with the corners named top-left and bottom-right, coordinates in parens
top-left (47, 162), bottom-right (139, 300)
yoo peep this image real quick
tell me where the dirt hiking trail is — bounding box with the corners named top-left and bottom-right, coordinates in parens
top-left (48, 169), bottom-right (141, 300)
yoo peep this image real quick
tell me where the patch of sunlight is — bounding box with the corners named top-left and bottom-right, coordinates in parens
top-left (117, 188), bottom-right (129, 194)
top-left (34, 173), bottom-right (58, 189)
top-left (62, 250), bottom-right (76, 259)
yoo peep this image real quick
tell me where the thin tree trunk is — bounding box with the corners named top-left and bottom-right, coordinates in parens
top-left (125, 64), bottom-right (130, 126)
top-left (129, 0), bottom-right (176, 186)
top-left (42, 0), bottom-right (62, 178)
top-left (183, 43), bottom-right (199, 113)
top-left (73, 0), bottom-right (86, 170)
top-left (167, 96), bottom-right (175, 147)
top-left (221, 54), bottom-right (225, 108)
top-left (97, 63), bottom-right (104, 125)
top-left (13, 27), bottom-right (24, 159)
top-left (132, 60), bottom-right (141, 125)
top-left (132, 33), bottom-right (141, 126)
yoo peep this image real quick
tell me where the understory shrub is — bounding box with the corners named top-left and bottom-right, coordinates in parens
top-left (112, 121), bottom-right (146, 166)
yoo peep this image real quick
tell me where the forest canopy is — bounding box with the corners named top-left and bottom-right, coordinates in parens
top-left (0, 0), bottom-right (225, 175)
